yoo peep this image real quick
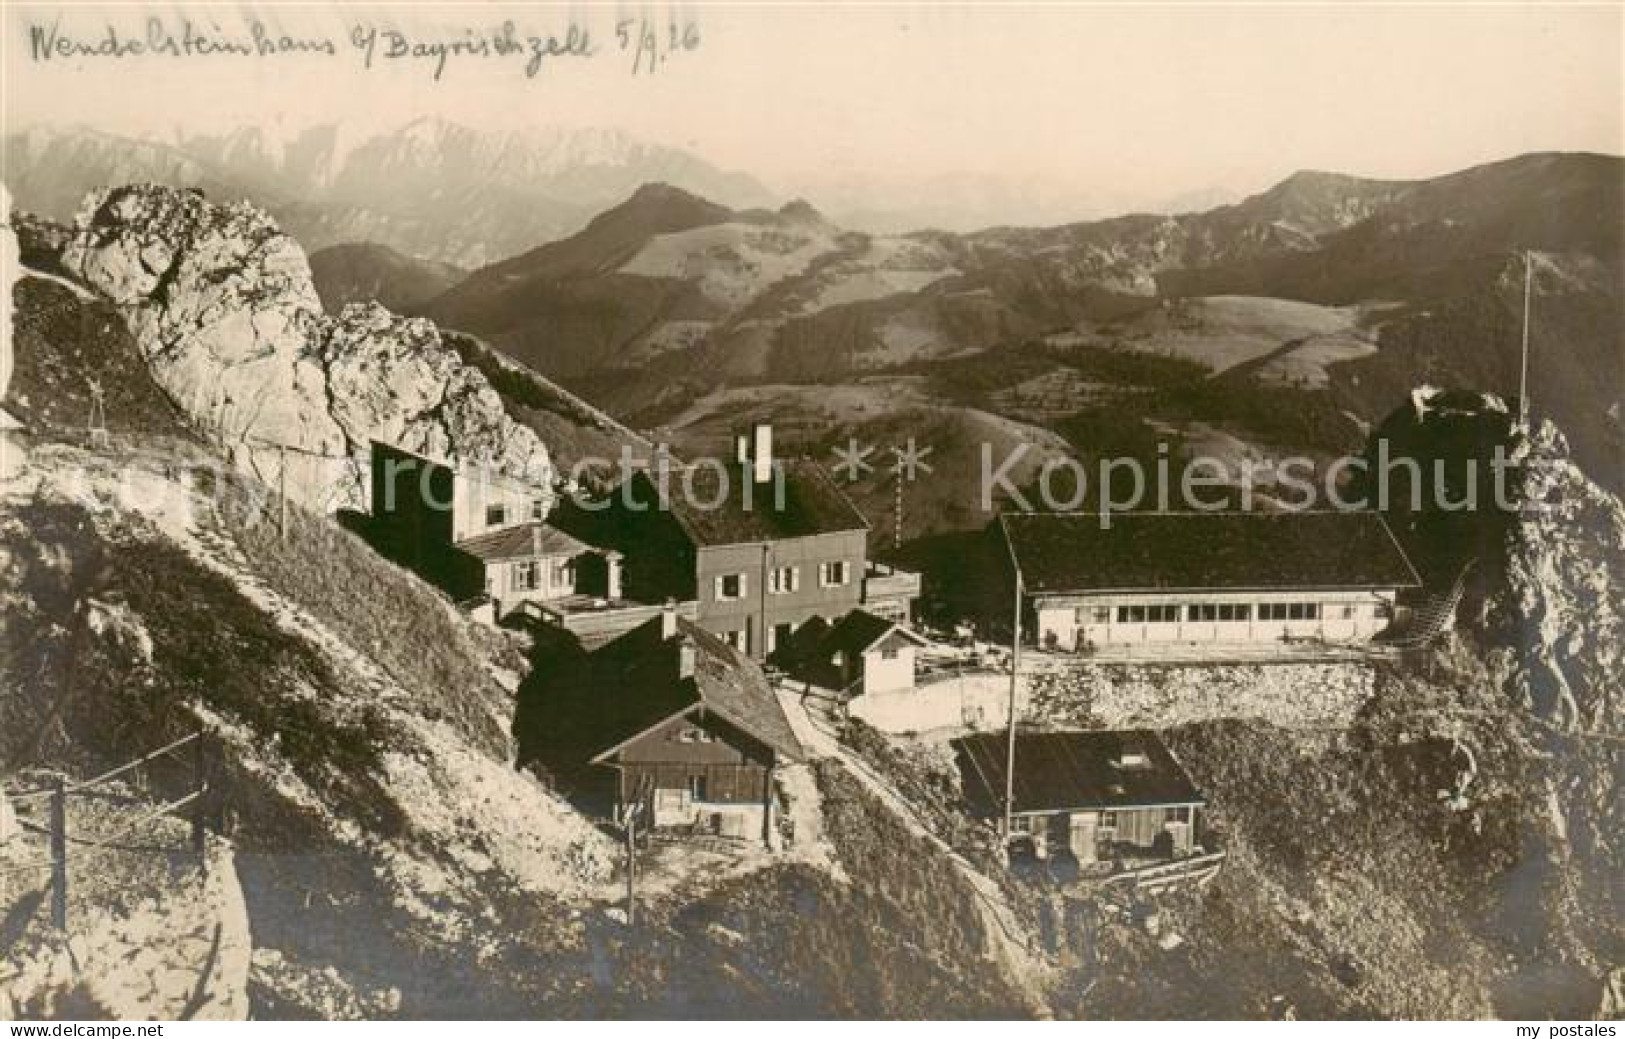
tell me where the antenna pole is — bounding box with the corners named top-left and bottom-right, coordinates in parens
top-left (1519, 251), bottom-right (1533, 430)
top-left (1002, 572), bottom-right (1021, 849)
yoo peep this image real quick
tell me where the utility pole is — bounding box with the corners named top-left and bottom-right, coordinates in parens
top-left (191, 727), bottom-right (208, 872)
top-left (49, 777), bottom-right (67, 930)
top-left (624, 794), bottom-right (639, 929)
top-left (1518, 251), bottom-right (1534, 431)
top-left (1002, 572), bottom-right (1022, 849)
top-left (278, 443), bottom-right (289, 542)
top-left (894, 470), bottom-right (904, 550)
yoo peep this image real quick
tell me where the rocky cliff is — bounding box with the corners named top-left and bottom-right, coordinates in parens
top-left (59, 185), bottom-right (552, 511)
top-left (1488, 422), bottom-right (1625, 734)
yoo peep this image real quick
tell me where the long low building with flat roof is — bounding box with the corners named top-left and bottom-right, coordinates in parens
top-left (998, 510), bottom-right (1421, 654)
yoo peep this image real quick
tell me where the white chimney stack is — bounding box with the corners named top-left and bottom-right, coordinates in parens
top-left (661, 598), bottom-right (678, 640)
top-left (751, 423), bottom-right (773, 484)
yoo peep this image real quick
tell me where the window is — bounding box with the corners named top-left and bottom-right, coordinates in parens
top-left (485, 504), bottom-right (507, 528)
top-left (715, 573), bottom-right (746, 601)
top-left (1117, 604), bottom-right (1178, 623)
top-left (1339, 604), bottom-right (1357, 620)
top-left (688, 774), bottom-right (709, 801)
top-left (550, 560), bottom-right (572, 590)
top-left (1100, 811), bottom-right (1118, 829)
top-left (531, 499), bottom-right (545, 521)
top-left (512, 561), bottom-right (539, 592)
top-left (771, 623), bottom-right (793, 654)
top-left (1375, 602), bottom-right (1393, 620)
top-left (1192, 603), bottom-right (1250, 621)
top-left (820, 560), bottom-right (850, 587)
top-left (677, 726), bottom-right (715, 744)
top-left (880, 646), bottom-right (898, 661)
top-left (722, 629), bottom-right (746, 651)
top-left (1261, 602), bottom-right (1320, 621)
top-left (768, 565), bottom-right (801, 595)
top-left (1078, 606), bottom-right (1111, 624)
top-left (1165, 806), bottom-right (1190, 823)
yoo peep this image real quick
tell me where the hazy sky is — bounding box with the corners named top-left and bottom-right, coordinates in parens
top-left (5, 1), bottom-right (1621, 215)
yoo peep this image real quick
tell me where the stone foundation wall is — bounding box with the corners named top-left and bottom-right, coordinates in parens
top-left (1024, 656), bottom-right (1375, 730)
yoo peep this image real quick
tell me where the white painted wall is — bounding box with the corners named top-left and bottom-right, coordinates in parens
top-left (451, 470), bottom-right (545, 542)
top-left (861, 644), bottom-right (917, 694)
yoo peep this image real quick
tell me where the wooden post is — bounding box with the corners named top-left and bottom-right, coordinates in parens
top-left (1518, 250), bottom-right (1533, 430)
top-left (1002, 572), bottom-right (1022, 849)
top-left (49, 777), bottom-right (67, 931)
top-left (624, 805), bottom-right (637, 929)
top-left (278, 444), bottom-right (289, 542)
top-left (191, 727), bottom-right (208, 871)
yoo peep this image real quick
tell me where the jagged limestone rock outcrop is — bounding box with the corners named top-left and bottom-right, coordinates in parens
top-left (1490, 421), bottom-right (1625, 733)
top-left (60, 184), bottom-right (552, 511)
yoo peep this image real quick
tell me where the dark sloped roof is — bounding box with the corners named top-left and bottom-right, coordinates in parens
top-left (455, 522), bottom-right (591, 562)
top-left (822, 609), bottom-right (927, 659)
top-left (1000, 510), bottom-right (1420, 594)
top-left (636, 459), bottom-right (869, 548)
top-left (585, 617), bottom-right (802, 763)
top-left (954, 730), bottom-right (1204, 816)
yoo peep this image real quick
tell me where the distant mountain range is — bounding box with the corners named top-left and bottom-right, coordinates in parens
top-left (416, 152), bottom-right (1622, 489)
top-left (2, 119), bottom-right (777, 267)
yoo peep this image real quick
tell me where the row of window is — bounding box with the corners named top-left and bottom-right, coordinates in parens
top-left (1078, 601), bottom-right (1388, 624)
top-left (714, 561), bottom-right (851, 602)
top-left (1009, 805), bottom-right (1193, 834)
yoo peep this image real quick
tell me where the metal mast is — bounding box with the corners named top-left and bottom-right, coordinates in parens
top-left (1518, 251), bottom-right (1533, 430)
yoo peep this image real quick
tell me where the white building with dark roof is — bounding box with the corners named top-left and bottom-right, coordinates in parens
top-left (1000, 510), bottom-right (1421, 655)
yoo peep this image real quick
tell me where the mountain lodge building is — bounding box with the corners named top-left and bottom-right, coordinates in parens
top-left (999, 510), bottom-right (1421, 655)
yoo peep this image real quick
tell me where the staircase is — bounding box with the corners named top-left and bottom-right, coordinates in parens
top-left (1383, 560), bottom-right (1476, 649)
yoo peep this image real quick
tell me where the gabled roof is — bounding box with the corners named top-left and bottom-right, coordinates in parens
top-left (634, 458), bottom-right (869, 548)
top-left (822, 609), bottom-right (928, 659)
top-left (455, 522), bottom-right (592, 562)
top-left (954, 729), bottom-right (1204, 816)
top-left (586, 617), bottom-right (803, 764)
top-left (999, 510), bottom-right (1421, 595)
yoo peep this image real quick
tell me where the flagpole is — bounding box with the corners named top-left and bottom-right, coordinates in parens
top-left (1519, 251), bottom-right (1533, 430)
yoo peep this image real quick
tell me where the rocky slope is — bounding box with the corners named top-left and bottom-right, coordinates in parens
top-left (55, 185), bottom-right (553, 511)
top-left (5, 121), bottom-right (775, 268)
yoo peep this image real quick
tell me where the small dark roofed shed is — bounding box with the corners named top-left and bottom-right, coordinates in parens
top-left (822, 609), bottom-right (927, 659)
top-left (1000, 510), bottom-right (1420, 594)
top-left (954, 729), bottom-right (1204, 816)
top-left (585, 617), bottom-right (804, 764)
